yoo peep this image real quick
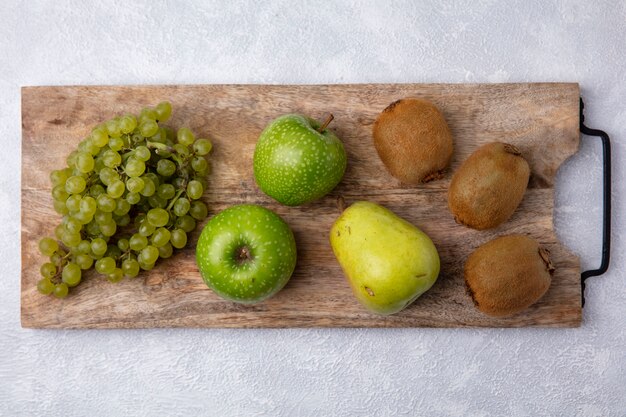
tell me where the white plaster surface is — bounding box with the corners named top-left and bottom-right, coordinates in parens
top-left (1, 1), bottom-right (625, 415)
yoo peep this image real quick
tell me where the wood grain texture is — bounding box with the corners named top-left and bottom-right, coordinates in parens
top-left (21, 83), bottom-right (581, 328)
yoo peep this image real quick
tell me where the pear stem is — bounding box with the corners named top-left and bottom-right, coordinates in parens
top-left (317, 113), bottom-right (334, 133)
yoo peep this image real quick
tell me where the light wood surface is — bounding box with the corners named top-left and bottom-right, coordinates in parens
top-left (21, 83), bottom-right (581, 328)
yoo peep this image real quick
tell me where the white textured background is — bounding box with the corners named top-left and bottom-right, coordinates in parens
top-left (1, 1), bottom-right (625, 416)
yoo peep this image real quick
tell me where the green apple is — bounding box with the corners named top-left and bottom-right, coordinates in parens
top-left (330, 201), bottom-right (440, 315)
top-left (195, 204), bottom-right (297, 303)
top-left (253, 113), bottom-right (347, 206)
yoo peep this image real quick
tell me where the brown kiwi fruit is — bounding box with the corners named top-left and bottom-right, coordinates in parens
top-left (464, 234), bottom-right (554, 317)
top-left (448, 142), bottom-right (530, 230)
top-left (373, 98), bottom-right (453, 184)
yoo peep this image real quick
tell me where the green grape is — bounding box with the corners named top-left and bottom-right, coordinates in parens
top-left (102, 149), bottom-right (122, 168)
top-left (147, 208), bottom-right (169, 227)
top-left (120, 115), bottom-right (137, 134)
top-left (151, 228), bottom-right (171, 247)
top-left (95, 210), bottom-right (113, 224)
top-left (173, 198), bottom-right (190, 216)
top-left (162, 126), bottom-right (175, 141)
top-left (91, 127), bottom-right (109, 147)
top-left (114, 199), bottom-right (131, 216)
top-left (192, 176), bottom-right (209, 189)
top-left (66, 150), bottom-right (78, 167)
top-left (173, 143), bottom-right (190, 157)
top-left (80, 196), bottom-right (97, 216)
top-left (106, 119), bottom-right (122, 137)
top-left (86, 138), bottom-right (102, 156)
top-left (50, 169), bottom-right (70, 186)
top-left (65, 175), bottom-right (87, 194)
top-left (64, 217), bottom-right (82, 234)
top-left (189, 201), bottom-right (208, 220)
top-left (37, 278), bottom-right (55, 295)
top-left (54, 224), bottom-right (65, 240)
top-left (76, 152), bottom-right (95, 173)
top-left (126, 192), bottom-right (141, 205)
top-left (138, 259), bottom-right (155, 271)
top-left (125, 158), bottom-right (145, 178)
top-left (114, 213), bottom-right (131, 227)
top-left (186, 180), bottom-right (204, 200)
top-left (134, 213), bottom-right (147, 227)
top-left (171, 177), bottom-right (185, 189)
top-left (97, 194), bottom-right (116, 212)
top-left (153, 127), bottom-right (169, 143)
top-left (148, 195), bottom-right (167, 209)
top-left (140, 178), bottom-right (156, 197)
top-left (122, 258), bottom-right (140, 277)
top-left (175, 215), bottom-right (196, 233)
top-left (157, 183), bottom-right (175, 200)
top-left (129, 234), bottom-right (148, 251)
top-left (191, 156), bottom-right (208, 173)
top-left (158, 243), bottom-right (173, 259)
top-left (65, 194), bottom-right (82, 212)
top-left (74, 210), bottom-right (93, 225)
top-left (95, 257), bottom-right (116, 274)
top-left (155, 101), bottom-right (172, 122)
top-left (134, 146), bottom-right (151, 162)
top-left (140, 120), bottom-right (159, 137)
top-left (77, 240), bottom-right (92, 254)
top-left (105, 244), bottom-right (122, 259)
top-left (177, 127), bottom-right (195, 146)
top-left (156, 159), bottom-right (176, 177)
top-left (117, 238), bottom-right (130, 251)
top-left (107, 180), bottom-right (125, 198)
top-left (89, 184), bottom-right (105, 197)
top-left (170, 229), bottom-right (187, 249)
top-left (62, 263), bottom-right (82, 287)
top-left (140, 245), bottom-right (159, 264)
top-left (126, 177), bottom-right (144, 193)
top-left (138, 221), bottom-right (155, 237)
top-left (52, 184), bottom-right (69, 202)
top-left (108, 136), bottom-right (124, 151)
top-left (85, 220), bottom-right (101, 236)
top-left (53, 283), bottom-right (69, 299)
top-left (75, 253), bottom-right (93, 270)
top-left (91, 238), bottom-right (108, 257)
top-left (62, 231), bottom-right (81, 247)
top-left (53, 200), bottom-right (70, 215)
top-left (98, 167), bottom-right (118, 186)
top-left (140, 107), bottom-right (158, 122)
top-left (193, 138), bottom-right (213, 155)
top-left (40, 262), bottom-right (57, 279)
top-left (144, 173), bottom-right (160, 186)
top-left (39, 237), bottom-right (59, 257)
top-left (50, 252), bottom-right (63, 265)
top-left (108, 268), bottom-right (124, 283)
top-left (100, 220), bottom-right (117, 237)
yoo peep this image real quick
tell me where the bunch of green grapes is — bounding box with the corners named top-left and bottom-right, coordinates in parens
top-left (37, 102), bottom-right (213, 298)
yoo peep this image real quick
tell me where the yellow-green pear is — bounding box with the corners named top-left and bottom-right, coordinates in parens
top-left (330, 201), bottom-right (440, 315)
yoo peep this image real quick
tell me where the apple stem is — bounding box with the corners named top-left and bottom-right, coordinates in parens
top-left (317, 113), bottom-right (334, 133)
top-left (236, 246), bottom-right (253, 264)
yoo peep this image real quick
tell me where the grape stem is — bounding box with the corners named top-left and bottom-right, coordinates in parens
top-left (146, 141), bottom-right (174, 153)
top-left (166, 188), bottom-right (186, 211)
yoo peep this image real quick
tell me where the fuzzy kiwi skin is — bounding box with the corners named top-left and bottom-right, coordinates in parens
top-left (373, 98), bottom-right (454, 184)
top-left (464, 234), bottom-right (554, 317)
top-left (448, 142), bottom-right (530, 230)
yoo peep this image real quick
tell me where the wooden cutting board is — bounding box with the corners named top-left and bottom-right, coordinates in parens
top-left (21, 83), bottom-right (582, 328)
